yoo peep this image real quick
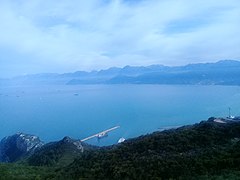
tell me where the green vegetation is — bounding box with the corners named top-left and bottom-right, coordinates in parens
top-left (0, 163), bottom-right (55, 180)
top-left (57, 119), bottom-right (240, 179)
top-left (1, 118), bottom-right (240, 179)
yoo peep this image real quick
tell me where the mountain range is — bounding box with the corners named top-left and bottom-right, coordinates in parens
top-left (2, 60), bottom-right (240, 86)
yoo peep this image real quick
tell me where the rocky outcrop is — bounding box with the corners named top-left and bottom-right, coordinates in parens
top-left (61, 136), bottom-right (83, 151)
top-left (0, 132), bottom-right (44, 162)
top-left (27, 136), bottom-right (86, 166)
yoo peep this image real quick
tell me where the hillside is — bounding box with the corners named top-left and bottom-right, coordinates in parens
top-left (0, 133), bottom-right (44, 162)
top-left (57, 118), bottom-right (240, 179)
top-left (26, 136), bottom-right (97, 167)
top-left (0, 118), bottom-right (240, 179)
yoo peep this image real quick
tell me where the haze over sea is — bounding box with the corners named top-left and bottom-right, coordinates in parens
top-left (1, 84), bottom-right (240, 146)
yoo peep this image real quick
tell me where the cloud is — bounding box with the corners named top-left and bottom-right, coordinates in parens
top-left (0, 0), bottom-right (239, 77)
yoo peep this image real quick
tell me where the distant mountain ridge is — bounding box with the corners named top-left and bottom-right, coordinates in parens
top-left (2, 60), bottom-right (240, 85)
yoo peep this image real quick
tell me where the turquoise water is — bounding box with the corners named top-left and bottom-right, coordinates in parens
top-left (1, 85), bottom-right (240, 146)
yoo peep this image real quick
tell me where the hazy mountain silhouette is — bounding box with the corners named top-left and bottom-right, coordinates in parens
top-left (2, 60), bottom-right (240, 85)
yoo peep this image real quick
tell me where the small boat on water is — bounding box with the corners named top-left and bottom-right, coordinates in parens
top-left (118, 137), bottom-right (126, 143)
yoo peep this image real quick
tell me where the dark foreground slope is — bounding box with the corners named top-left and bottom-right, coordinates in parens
top-left (1, 118), bottom-right (240, 179)
top-left (0, 163), bottom-right (56, 180)
top-left (57, 118), bottom-right (240, 179)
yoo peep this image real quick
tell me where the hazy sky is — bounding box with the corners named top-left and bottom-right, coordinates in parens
top-left (0, 0), bottom-right (239, 77)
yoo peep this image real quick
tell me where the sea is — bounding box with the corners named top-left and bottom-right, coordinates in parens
top-left (0, 84), bottom-right (240, 146)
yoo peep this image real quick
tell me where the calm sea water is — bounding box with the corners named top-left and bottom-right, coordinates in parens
top-left (0, 85), bottom-right (240, 146)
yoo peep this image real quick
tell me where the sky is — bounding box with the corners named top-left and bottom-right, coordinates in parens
top-left (0, 0), bottom-right (239, 77)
